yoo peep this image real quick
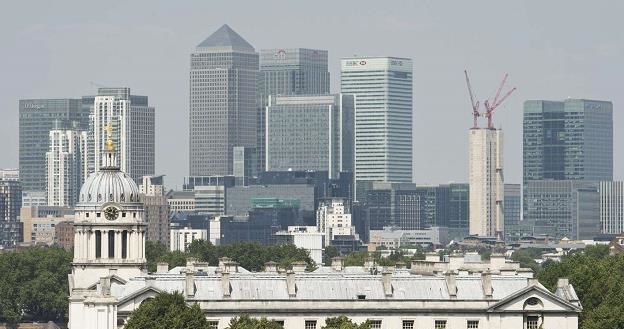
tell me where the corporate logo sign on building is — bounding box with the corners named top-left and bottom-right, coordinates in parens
top-left (341, 57), bottom-right (412, 72)
top-left (23, 103), bottom-right (45, 110)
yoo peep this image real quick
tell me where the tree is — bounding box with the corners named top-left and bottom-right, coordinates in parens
top-left (511, 248), bottom-right (541, 273)
top-left (225, 315), bottom-right (282, 329)
top-left (323, 246), bottom-right (340, 266)
top-left (124, 292), bottom-right (211, 329)
top-left (145, 240), bottom-right (169, 272)
top-left (322, 316), bottom-right (371, 329)
top-left (0, 246), bottom-right (72, 323)
top-left (538, 248), bottom-right (624, 329)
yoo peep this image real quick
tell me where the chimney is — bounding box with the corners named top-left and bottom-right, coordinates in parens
top-left (382, 269), bottom-right (393, 297)
top-left (489, 253), bottom-right (506, 270)
top-left (100, 276), bottom-right (111, 296)
top-left (186, 257), bottom-right (198, 271)
top-left (482, 271), bottom-right (493, 298)
top-left (157, 262), bottom-right (169, 273)
top-left (185, 270), bottom-right (195, 298)
top-left (291, 261), bottom-right (307, 273)
top-left (425, 252), bottom-right (439, 262)
top-left (264, 261), bottom-right (278, 272)
top-left (286, 270), bottom-right (297, 297)
top-left (331, 257), bottom-right (344, 271)
top-left (219, 257), bottom-right (232, 272)
top-left (364, 257), bottom-right (375, 271)
top-left (448, 252), bottom-right (464, 270)
top-left (557, 278), bottom-right (569, 289)
top-left (445, 271), bottom-right (457, 298)
top-left (221, 270), bottom-right (231, 298)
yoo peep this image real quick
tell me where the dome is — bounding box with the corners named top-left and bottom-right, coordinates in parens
top-left (78, 169), bottom-right (140, 206)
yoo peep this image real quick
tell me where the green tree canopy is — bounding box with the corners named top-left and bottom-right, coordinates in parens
top-left (124, 292), bottom-right (211, 329)
top-left (147, 240), bottom-right (315, 272)
top-left (538, 245), bottom-right (624, 329)
top-left (322, 316), bottom-right (371, 329)
top-left (225, 315), bottom-right (282, 329)
top-left (0, 246), bottom-right (72, 324)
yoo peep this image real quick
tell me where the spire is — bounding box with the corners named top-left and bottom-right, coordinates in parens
top-left (196, 24), bottom-right (255, 53)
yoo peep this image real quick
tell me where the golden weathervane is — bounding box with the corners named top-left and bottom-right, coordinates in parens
top-left (104, 122), bottom-right (115, 151)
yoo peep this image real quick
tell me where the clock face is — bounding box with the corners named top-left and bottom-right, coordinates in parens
top-left (104, 206), bottom-right (119, 221)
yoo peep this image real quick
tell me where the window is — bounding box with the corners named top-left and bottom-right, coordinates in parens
top-left (108, 230), bottom-right (115, 258)
top-left (207, 320), bottom-right (218, 329)
top-left (369, 320), bottom-right (382, 329)
top-left (121, 231), bottom-right (128, 259)
top-left (435, 320), bottom-right (447, 329)
top-left (467, 320), bottom-right (479, 329)
top-left (95, 231), bottom-right (102, 258)
top-left (402, 320), bottom-right (414, 329)
top-left (274, 320), bottom-right (284, 328)
top-left (305, 320), bottom-right (317, 329)
top-left (526, 316), bottom-right (539, 329)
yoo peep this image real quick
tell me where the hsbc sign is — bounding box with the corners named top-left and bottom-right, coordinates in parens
top-left (345, 60), bottom-right (367, 66)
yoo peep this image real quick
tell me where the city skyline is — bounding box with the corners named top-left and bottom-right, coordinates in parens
top-left (1, 1), bottom-right (622, 188)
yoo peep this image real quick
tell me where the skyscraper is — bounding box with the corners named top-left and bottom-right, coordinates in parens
top-left (86, 87), bottom-right (155, 183)
top-left (19, 99), bottom-right (89, 192)
top-left (189, 24), bottom-right (258, 176)
top-left (46, 129), bottom-right (88, 206)
top-left (599, 181), bottom-right (624, 235)
top-left (258, 48), bottom-right (330, 171)
top-left (265, 94), bottom-right (354, 178)
top-left (0, 179), bottom-right (22, 247)
top-left (523, 99), bottom-right (613, 183)
top-left (469, 128), bottom-right (504, 237)
top-left (340, 57), bottom-right (413, 199)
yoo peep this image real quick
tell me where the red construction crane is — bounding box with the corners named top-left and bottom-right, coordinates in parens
top-left (464, 70), bottom-right (480, 128)
top-left (483, 73), bottom-right (516, 129)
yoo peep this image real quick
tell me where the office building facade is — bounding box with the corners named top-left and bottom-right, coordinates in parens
top-left (46, 129), bottom-right (88, 206)
top-left (503, 184), bottom-right (527, 243)
top-left (189, 24), bottom-right (258, 176)
top-left (340, 57), bottom-right (413, 199)
top-left (469, 128), bottom-right (504, 237)
top-left (139, 176), bottom-right (170, 246)
top-left (600, 181), bottom-right (624, 234)
top-left (0, 180), bottom-right (23, 247)
top-left (316, 198), bottom-right (355, 246)
top-left (258, 48), bottom-right (330, 172)
top-left (523, 99), bottom-right (613, 184)
top-left (524, 180), bottom-right (600, 240)
top-left (19, 99), bottom-right (89, 192)
top-left (265, 94), bottom-right (354, 178)
top-left (88, 87), bottom-right (155, 182)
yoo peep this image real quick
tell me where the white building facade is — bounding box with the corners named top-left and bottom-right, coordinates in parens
top-left (340, 57), bottom-right (413, 200)
top-left (170, 227), bottom-right (207, 252)
top-left (46, 129), bottom-right (88, 206)
top-left (316, 198), bottom-right (355, 245)
top-left (469, 128), bottom-right (504, 237)
top-left (600, 181), bottom-right (624, 234)
top-left (274, 226), bottom-right (324, 264)
top-left (91, 88), bottom-right (155, 182)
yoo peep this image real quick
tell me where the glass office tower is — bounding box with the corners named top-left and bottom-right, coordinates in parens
top-left (523, 99), bottom-right (613, 183)
top-left (257, 48), bottom-right (330, 172)
top-left (19, 99), bottom-right (89, 192)
top-left (189, 24), bottom-right (258, 176)
top-left (340, 57), bottom-right (413, 200)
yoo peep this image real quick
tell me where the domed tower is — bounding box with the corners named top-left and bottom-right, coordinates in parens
top-left (71, 124), bottom-right (147, 289)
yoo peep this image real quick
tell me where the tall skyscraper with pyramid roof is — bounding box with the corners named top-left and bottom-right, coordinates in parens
top-left (189, 24), bottom-right (258, 176)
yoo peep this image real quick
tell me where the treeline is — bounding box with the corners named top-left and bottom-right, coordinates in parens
top-left (146, 240), bottom-right (313, 272)
top-left (537, 244), bottom-right (624, 329)
top-left (0, 246), bottom-right (72, 324)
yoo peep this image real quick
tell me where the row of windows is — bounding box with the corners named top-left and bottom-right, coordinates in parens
top-left (200, 319), bottom-right (481, 329)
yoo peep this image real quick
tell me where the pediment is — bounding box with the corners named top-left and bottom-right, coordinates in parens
top-left (86, 275), bottom-right (128, 290)
top-left (488, 285), bottom-right (581, 313)
top-left (117, 286), bottom-right (164, 308)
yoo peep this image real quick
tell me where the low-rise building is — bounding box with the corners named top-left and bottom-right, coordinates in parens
top-left (274, 226), bottom-right (324, 264)
top-left (20, 206), bottom-right (74, 246)
top-left (369, 226), bottom-right (449, 250)
top-left (170, 227), bottom-right (207, 252)
top-left (55, 221), bottom-right (75, 250)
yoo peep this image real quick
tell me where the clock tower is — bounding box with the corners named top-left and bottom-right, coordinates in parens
top-left (68, 125), bottom-right (146, 328)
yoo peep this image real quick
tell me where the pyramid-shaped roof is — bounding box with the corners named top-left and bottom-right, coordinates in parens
top-left (197, 24), bottom-right (254, 52)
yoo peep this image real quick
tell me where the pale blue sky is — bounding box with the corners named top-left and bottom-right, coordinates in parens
top-left (1, 0), bottom-right (622, 188)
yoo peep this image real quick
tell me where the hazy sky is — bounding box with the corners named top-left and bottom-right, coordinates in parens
top-left (1, 0), bottom-right (622, 188)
